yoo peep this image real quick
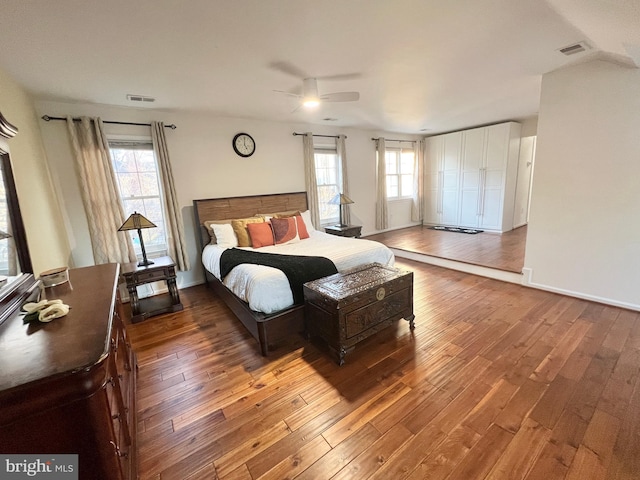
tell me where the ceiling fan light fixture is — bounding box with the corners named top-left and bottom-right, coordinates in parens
top-left (275, 75), bottom-right (359, 109)
top-left (302, 78), bottom-right (320, 107)
top-left (303, 97), bottom-right (320, 108)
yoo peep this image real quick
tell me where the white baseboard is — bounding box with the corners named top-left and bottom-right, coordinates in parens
top-left (522, 268), bottom-right (640, 312)
top-left (177, 279), bottom-right (206, 289)
top-left (391, 249), bottom-right (524, 284)
top-left (397, 251), bottom-right (640, 311)
top-left (364, 222), bottom-right (422, 236)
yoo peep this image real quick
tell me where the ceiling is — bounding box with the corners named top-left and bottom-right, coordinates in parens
top-left (0, 0), bottom-right (638, 134)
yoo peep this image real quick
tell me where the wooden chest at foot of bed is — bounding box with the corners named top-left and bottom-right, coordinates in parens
top-left (303, 263), bottom-right (414, 365)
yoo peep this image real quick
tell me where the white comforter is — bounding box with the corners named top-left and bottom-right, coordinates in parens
top-left (202, 230), bottom-right (394, 314)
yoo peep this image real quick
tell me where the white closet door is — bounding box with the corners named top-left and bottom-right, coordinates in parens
top-left (423, 121), bottom-right (520, 232)
top-left (423, 136), bottom-right (443, 225)
top-left (441, 131), bottom-right (462, 225)
top-left (480, 124), bottom-right (509, 230)
top-left (458, 127), bottom-right (485, 228)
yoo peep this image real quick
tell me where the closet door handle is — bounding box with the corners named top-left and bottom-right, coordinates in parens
top-left (479, 168), bottom-right (487, 215)
top-left (476, 168), bottom-right (482, 217)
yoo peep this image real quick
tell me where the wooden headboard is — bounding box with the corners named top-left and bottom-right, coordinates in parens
top-left (193, 191), bottom-right (308, 252)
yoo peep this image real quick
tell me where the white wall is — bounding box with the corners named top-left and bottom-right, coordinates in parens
top-left (36, 100), bottom-right (418, 288)
top-left (524, 59), bottom-right (640, 310)
top-left (518, 116), bottom-right (538, 137)
top-left (0, 69), bottom-right (70, 274)
top-left (513, 135), bottom-right (536, 228)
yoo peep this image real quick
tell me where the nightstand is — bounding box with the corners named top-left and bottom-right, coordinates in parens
top-left (121, 255), bottom-right (183, 323)
top-left (324, 224), bottom-right (362, 238)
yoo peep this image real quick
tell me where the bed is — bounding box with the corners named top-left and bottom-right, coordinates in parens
top-left (193, 192), bottom-right (395, 355)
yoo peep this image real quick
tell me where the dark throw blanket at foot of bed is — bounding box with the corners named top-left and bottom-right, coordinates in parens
top-left (219, 248), bottom-right (338, 305)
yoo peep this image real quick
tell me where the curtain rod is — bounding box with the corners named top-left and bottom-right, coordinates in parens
top-left (292, 132), bottom-right (345, 139)
top-left (371, 137), bottom-right (416, 143)
top-left (41, 115), bottom-right (177, 129)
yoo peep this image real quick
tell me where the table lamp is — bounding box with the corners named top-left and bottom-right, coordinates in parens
top-left (329, 193), bottom-right (354, 227)
top-left (118, 212), bottom-right (156, 267)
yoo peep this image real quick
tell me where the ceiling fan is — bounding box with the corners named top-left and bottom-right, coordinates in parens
top-left (275, 78), bottom-right (360, 108)
top-left (270, 62), bottom-right (360, 108)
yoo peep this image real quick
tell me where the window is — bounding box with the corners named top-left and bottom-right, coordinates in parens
top-left (314, 146), bottom-right (341, 225)
top-left (109, 141), bottom-right (168, 259)
top-left (0, 165), bottom-right (10, 274)
top-left (386, 148), bottom-right (415, 199)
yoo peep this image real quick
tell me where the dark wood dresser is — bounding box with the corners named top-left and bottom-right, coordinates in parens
top-left (304, 263), bottom-right (414, 365)
top-left (0, 264), bottom-right (137, 480)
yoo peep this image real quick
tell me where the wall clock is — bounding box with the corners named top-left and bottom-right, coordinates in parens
top-left (232, 132), bottom-right (256, 157)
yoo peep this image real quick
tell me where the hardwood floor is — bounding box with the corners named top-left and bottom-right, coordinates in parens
top-left (365, 225), bottom-right (527, 273)
top-left (128, 258), bottom-right (640, 479)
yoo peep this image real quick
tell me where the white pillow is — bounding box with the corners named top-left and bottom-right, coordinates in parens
top-left (211, 223), bottom-right (238, 248)
top-left (300, 210), bottom-right (316, 231)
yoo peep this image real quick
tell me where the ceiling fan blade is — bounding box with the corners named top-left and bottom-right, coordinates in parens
top-left (268, 61), bottom-right (309, 79)
top-left (273, 89), bottom-right (302, 99)
top-left (320, 92), bottom-right (360, 102)
top-left (317, 72), bottom-right (362, 82)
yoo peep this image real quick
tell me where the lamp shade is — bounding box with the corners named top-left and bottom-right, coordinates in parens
top-left (329, 193), bottom-right (354, 206)
top-left (329, 193), bottom-right (354, 228)
top-left (118, 212), bottom-right (156, 231)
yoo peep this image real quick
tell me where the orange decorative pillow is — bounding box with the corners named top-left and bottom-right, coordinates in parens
top-left (231, 217), bottom-right (264, 247)
top-left (247, 221), bottom-right (275, 248)
top-left (294, 215), bottom-right (309, 239)
top-left (271, 217), bottom-right (299, 245)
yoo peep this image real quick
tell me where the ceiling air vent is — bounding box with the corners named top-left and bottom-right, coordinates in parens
top-left (126, 94), bottom-right (155, 103)
top-left (558, 41), bottom-right (590, 56)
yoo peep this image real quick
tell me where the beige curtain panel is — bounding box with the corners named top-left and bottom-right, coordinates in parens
top-left (336, 134), bottom-right (351, 225)
top-left (151, 121), bottom-right (190, 272)
top-left (66, 116), bottom-right (136, 265)
top-left (411, 139), bottom-right (424, 222)
top-left (375, 137), bottom-right (388, 230)
top-left (303, 132), bottom-right (321, 229)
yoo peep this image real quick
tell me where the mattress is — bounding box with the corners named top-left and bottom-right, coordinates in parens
top-left (202, 230), bottom-right (395, 314)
